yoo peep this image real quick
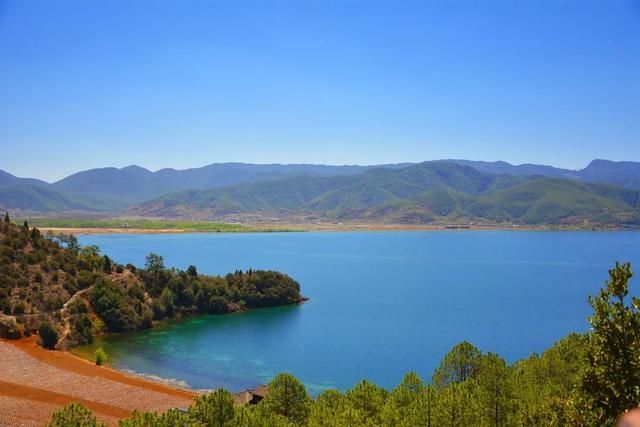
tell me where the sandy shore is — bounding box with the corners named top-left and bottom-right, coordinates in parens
top-left (0, 337), bottom-right (196, 426)
top-left (40, 227), bottom-right (189, 235)
top-left (39, 223), bottom-right (559, 235)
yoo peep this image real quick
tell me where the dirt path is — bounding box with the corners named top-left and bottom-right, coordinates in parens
top-left (58, 287), bottom-right (92, 345)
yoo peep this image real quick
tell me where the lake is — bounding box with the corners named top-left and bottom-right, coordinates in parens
top-left (76, 231), bottom-right (639, 394)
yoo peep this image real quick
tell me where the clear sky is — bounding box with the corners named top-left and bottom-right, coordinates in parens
top-left (1, 0), bottom-right (639, 182)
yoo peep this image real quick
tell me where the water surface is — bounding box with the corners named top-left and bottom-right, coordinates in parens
top-left (77, 231), bottom-right (639, 393)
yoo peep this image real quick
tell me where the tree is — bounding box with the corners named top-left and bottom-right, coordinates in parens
top-left (160, 287), bottom-right (175, 318)
top-left (39, 320), bottom-right (59, 349)
top-left (30, 226), bottom-right (40, 241)
top-left (146, 253), bottom-right (164, 276)
top-left (263, 373), bottom-right (311, 424)
top-left (308, 389), bottom-right (348, 427)
top-left (120, 409), bottom-right (187, 427)
top-left (48, 402), bottom-right (103, 427)
top-left (187, 265), bottom-right (198, 277)
top-left (231, 404), bottom-right (293, 427)
top-left (102, 255), bottom-right (112, 273)
top-left (3, 212), bottom-right (9, 223)
top-left (582, 261), bottom-right (640, 424)
top-left (433, 341), bottom-right (482, 387)
top-left (346, 380), bottom-right (388, 424)
top-left (189, 389), bottom-right (235, 427)
top-left (67, 234), bottom-right (80, 252)
top-left (434, 381), bottom-right (476, 427)
top-left (477, 353), bottom-right (513, 426)
top-left (382, 372), bottom-right (425, 426)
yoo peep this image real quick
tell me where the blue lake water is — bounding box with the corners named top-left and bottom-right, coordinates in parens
top-left (77, 231), bottom-right (639, 394)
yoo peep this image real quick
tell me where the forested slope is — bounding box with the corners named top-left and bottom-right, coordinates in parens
top-left (0, 214), bottom-right (304, 348)
top-left (131, 162), bottom-right (640, 225)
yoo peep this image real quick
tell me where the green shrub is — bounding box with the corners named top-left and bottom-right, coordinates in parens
top-left (13, 302), bottom-right (25, 315)
top-left (95, 348), bottom-right (107, 366)
top-left (39, 320), bottom-right (59, 349)
top-left (48, 402), bottom-right (103, 427)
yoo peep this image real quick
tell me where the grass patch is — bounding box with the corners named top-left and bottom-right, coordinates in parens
top-left (23, 218), bottom-right (274, 232)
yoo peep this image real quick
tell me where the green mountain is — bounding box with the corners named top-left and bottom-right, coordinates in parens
top-left (1, 159), bottom-right (639, 217)
top-left (130, 162), bottom-right (640, 225)
top-left (0, 185), bottom-right (131, 213)
top-left (50, 163), bottom-right (411, 201)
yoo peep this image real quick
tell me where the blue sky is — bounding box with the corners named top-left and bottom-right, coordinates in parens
top-left (1, 0), bottom-right (638, 182)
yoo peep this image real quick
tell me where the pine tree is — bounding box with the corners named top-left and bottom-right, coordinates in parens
top-left (582, 262), bottom-right (639, 424)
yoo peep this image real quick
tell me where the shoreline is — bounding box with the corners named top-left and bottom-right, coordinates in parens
top-left (38, 223), bottom-right (635, 235)
top-left (0, 337), bottom-right (196, 426)
top-left (11, 336), bottom-right (196, 398)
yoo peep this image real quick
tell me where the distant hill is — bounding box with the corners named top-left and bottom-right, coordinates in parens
top-left (0, 185), bottom-right (132, 213)
top-left (130, 162), bottom-right (640, 225)
top-left (577, 159), bottom-right (640, 190)
top-left (444, 159), bottom-right (640, 190)
top-left (1, 159), bottom-right (639, 219)
top-left (0, 170), bottom-right (49, 189)
top-left (50, 162), bottom-right (412, 201)
top-left (442, 160), bottom-right (575, 179)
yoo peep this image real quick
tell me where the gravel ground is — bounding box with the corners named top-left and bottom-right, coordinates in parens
top-left (0, 341), bottom-right (194, 426)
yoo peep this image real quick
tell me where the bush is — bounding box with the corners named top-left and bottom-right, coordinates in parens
top-left (95, 348), bottom-right (107, 366)
top-left (39, 320), bottom-right (59, 349)
top-left (49, 402), bottom-right (102, 427)
top-left (72, 314), bottom-right (93, 345)
top-left (13, 302), bottom-right (25, 315)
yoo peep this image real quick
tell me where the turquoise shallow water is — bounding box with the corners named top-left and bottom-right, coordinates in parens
top-left (77, 231), bottom-right (639, 394)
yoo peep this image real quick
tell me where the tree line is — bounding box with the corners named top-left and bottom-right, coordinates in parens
top-left (0, 214), bottom-right (304, 348)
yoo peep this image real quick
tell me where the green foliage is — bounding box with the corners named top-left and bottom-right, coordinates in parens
top-left (187, 265), bottom-right (198, 277)
top-left (90, 278), bottom-right (140, 332)
top-left (231, 403), bottom-right (294, 427)
top-left (432, 341), bottom-right (482, 387)
top-left (582, 261), bottom-right (640, 424)
top-left (72, 313), bottom-right (94, 345)
top-left (263, 373), bottom-right (311, 425)
top-left (39, 320), bottom-right (59, 349)
top-left (476, 352), bottom-right (514, 426)
top-left (48, 402), bottom-right (104, 427)
top-left (27, 218), bottom-right (255, 232)
top-left (345, 380), bottom-right (388, 424)
top-left (103, 255), bottom-right (112, 273)
top-left (0, 220), bottom-right (299, 343)
top-left (189, 389), bottom-right (235, 426)
top-left (118, 409), bottom-right (193, 427)
top-left (95, 347), bottom-right (107, 366)
top-left (145, 253), bottom-right (165, 276)
top-left (160, 287), bottom-right (175, 318)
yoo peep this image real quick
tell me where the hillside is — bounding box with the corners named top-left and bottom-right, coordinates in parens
top-left (50, 162), bottom-right (411, 201)
top-left (445, 159), bottom-right (640, 190)
top-left (578, 159), bottom-right (640, 189)
top-left (1, 159), bottom-right (640, 217)
top-left (130, 162), bottom-right (640, 226)
top-left (0, 185), bottom-right (130, 213)
top-left (0, 216), bottom-right (304, 348)
top-left (0, 170), bottom-right (49, 189)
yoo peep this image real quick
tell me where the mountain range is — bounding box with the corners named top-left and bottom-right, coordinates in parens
top-left (1, 159), bottom-right (639, 225)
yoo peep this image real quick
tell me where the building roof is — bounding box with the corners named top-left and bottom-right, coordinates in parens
top-left (232, 385), bottom-right (268, 405)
